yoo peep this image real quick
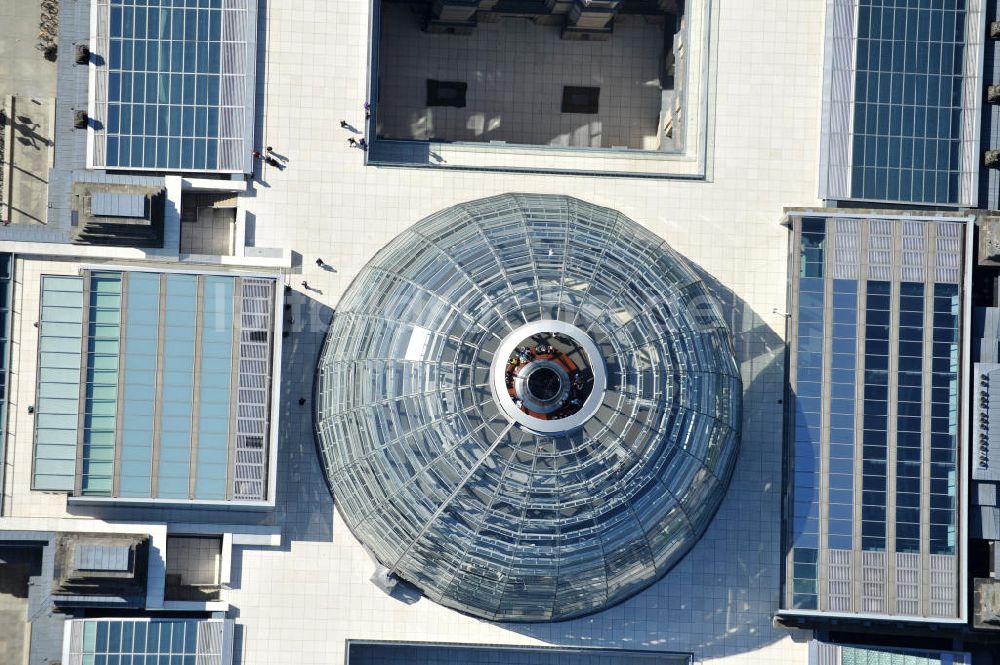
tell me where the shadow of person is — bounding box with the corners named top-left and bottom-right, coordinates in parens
top-left (13, 119), bottom-right (52, 148)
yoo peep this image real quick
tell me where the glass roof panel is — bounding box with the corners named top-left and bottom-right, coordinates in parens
top-left (316, 194), bottom-right (742, 622)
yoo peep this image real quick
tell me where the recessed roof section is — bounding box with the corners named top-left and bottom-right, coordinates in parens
top-left (368, 0), bottom-right (712, 177)
top-left (88, 0), bottom-right (258, 173)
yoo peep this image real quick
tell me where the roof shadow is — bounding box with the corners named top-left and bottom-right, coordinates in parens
top-left (493, 261), bottom-right (796, 659)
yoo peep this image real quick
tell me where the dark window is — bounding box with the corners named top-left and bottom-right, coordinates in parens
top-left (427, 79), bottom-right (468, 108)
top-left (561, 86), bottom-right (600, 114)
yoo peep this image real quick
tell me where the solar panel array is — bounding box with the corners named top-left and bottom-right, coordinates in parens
top-left (849, 1), bottom-right (976, 204)
top-left (820, 0), bottom-right (983, 206)
top-left (784, 214), bottom-right (964, 620)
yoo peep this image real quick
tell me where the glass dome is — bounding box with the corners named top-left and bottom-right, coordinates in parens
top-left (315, 194), bottom-right (741, 622)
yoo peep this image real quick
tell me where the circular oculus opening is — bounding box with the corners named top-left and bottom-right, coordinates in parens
top-left (526, 365), bottom-right (563, 402)
top-left (491, 320), bottom-right (606, 434)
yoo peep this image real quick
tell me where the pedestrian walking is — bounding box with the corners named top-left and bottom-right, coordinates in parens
top-left (265, 156), bottom-right (280, 167)
top-left (340, 120), bottom-right (349, 128)
top-left (358, 138), bottom-right (368, 151)
top-left (298, 397), bottom-right (306, 406)
top-left (266, 145), bottom-right (273, 152)
top-left (364, 101), bottom-right (371, 120)
top-left (301, 281), bottom-right (310, 290)
top-left (316, 258), bottom-right (325, 267)
top-left (348, 138), bottom-right (357, 147)
top-left (252, 149), bottom-right (261, 159)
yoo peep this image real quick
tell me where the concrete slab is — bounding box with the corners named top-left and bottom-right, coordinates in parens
top-left (0, 0), bottom-right (58, 100)
top-left (377, 3), bottom-right (665, 149)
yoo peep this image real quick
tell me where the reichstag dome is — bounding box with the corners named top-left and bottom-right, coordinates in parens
top-left (315, 194), bottom-right (742, 622)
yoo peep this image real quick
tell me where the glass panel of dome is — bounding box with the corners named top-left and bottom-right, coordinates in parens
top-left (316, 194), bottom-right (740, 622)
top-left (782, 213), bottom-right (967, 621)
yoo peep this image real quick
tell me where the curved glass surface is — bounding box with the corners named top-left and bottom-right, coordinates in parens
top-left (315, 194), bottom-right (742, 622)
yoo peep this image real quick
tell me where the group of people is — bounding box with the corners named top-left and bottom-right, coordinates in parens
top-left (343, 102), bottom-right (371, 150)
top-left (252, 146), bottom-right (285, 169)
top-left (510, 345), bottom-right (540, 366)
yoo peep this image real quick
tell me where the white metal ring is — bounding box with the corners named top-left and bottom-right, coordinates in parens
top-left (490, 320), bottom-right (607, 435)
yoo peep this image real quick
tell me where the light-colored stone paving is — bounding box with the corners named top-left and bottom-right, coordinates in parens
top-left (0, 0), bottom-right (57, 226)
top-left (230, 0), bottom-right (825, 662)
top-left (0, 0), bottom-right (58, 101)
top-left (0, 0), bottom-right (827, 663)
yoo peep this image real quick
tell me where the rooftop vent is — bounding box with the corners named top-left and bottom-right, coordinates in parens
top-left (90, 192), bottom-right (147, 218)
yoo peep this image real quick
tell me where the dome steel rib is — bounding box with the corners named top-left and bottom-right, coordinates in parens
top-left (315, 194), bottom-right (742, 622)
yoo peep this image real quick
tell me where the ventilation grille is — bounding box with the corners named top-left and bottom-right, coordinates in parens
top-left (823, 0), bottom-right (857, 200)
top-left (860, 550), bottom-right (886, 613)
top-left (959, 0), bottom-right (985, 205)
top-left (832, 219), bottom-right (859, 279)
top-left (929, 553), bottom-right (957, 617)
top-left (895, 552), bottom-right (920, 616)
top-left (935, 223), bottom-right (962, 284)
top-left (91, 1), bottom-right (112, 166)
top-left (232, 278), bottom-right (274, 500)
top-left (827, 548), bottom-right (852, 612)
top-left (900, 220), bottom-right (927, 283)
top-left (867, 221), bottom-right (893, 282)
top-left (197, 619), bottom-right (224, 656)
